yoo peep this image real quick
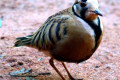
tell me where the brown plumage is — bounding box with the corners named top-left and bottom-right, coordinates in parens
top-left (14, 0), bottom-right (103, 80)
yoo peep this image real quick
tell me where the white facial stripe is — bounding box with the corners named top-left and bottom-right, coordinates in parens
top-left (73, 4), bottom-right (82, 17)
top-left (76, 0), bottom-right (99, 9)
top-left (87, 0), bottom-right (99, 9)
top-left (93, 18), bottom-right (98, 26)
top-left (77, 0), bottom-right (81, 2)
top-left (74, 5), bottom-right (77, 13)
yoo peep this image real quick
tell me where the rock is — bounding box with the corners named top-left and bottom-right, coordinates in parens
top-left (0, 54), bottom-right (6, 59)
top-left (10, 68), bottom-right (32, 76)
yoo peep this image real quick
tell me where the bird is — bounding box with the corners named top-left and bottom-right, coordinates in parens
top-left (14, 0), bottom-right (103, 80)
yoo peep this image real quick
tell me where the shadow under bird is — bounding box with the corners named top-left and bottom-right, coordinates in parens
top-left (14, 0), bottom-right (104, 80)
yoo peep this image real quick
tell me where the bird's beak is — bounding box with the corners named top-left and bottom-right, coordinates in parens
top-left (94, 9), bottom-right (103, 16)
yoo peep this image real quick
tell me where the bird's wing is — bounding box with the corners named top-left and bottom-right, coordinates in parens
top-left (31, 15), bottom-right (72, 50)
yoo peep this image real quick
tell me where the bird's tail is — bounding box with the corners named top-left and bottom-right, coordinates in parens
top-left (14, 35), bottom-right (33, 47)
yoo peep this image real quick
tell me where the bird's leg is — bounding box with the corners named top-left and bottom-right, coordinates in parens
top-left (49, 58), bottom-right (65, 80)
top-left (62, 62), bottom-right (75, 80)
top-left (62, 62), bottom-right (83, 80)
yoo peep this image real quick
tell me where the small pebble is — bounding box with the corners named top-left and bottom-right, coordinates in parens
top-left (26, 77), bottom-right (36, 80)
top-left (96, 57), bottom-right (100, 60)
top-left (106, 66), bottom-right (111, 70)
top-left (17, 78), bottom-right (21, 80)
top-left (108, 71), bottom-right (115, 74)
top-left (38, 58), bottom-right (43, 61)
top-left (95, 65), bottom-right (100, 68)
top-left (6, 59), bottom-right (17, 63)
top-left (0, 19), bottom-right (2, 28)
top-left (10, 63), bottom-right (17, 67)
top-left (113, 23), bottom-right (118, 26)
top-left (0, 37), bottom-right (5, 39)
top-left (17, 62), bottom-right (24, 65)
top-left (0, 54), bottom-right (6, 59)
top-left (0, 75), bottom-right (3, 78)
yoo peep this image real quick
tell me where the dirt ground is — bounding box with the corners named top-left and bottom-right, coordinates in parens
top-left (0, 0), bottom-right (120, 80)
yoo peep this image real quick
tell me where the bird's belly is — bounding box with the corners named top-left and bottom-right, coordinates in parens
top-left (51, 33), bottom-right (95, 63)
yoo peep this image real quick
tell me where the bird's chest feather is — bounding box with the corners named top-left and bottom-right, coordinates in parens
top-left (51, 17), bottom-right (96, 62)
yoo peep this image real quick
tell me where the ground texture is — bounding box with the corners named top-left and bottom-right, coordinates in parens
top-left (0, 0), bottom-right (120, 80)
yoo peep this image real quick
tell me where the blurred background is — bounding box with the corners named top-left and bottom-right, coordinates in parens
top-left (0, 0), bottom-right (120, 80)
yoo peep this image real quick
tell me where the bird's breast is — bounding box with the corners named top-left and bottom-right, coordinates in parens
top-left (51, 17), bottom-right (96, 62)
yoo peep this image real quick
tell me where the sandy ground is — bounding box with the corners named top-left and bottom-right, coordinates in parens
top-left (0, 0), bottom-right (120, 80)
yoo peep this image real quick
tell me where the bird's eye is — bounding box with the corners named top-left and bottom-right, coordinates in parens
top-left (80, 2), bottom-right (86, 7)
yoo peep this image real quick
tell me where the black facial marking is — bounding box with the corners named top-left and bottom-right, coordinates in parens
top-left (86, 17), bottom-right (102, 49)
top-left (81, 2), bottom-right (86, 7)
top-left (72, 5), bottom-right (88, 19)
top-left (82, 0), bottom-right (87, 2)
top-left (80, 7), bottom-right (88, 18)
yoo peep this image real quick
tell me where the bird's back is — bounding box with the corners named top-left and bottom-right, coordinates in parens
top-left (30, 8), bottom-right (74, 50)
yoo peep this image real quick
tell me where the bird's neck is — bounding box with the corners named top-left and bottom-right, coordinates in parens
top-left (72, 5), bottom-right (102, 49)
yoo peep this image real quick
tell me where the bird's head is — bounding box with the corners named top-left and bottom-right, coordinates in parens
top-left (73, 0), bottom-right (103, 21)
